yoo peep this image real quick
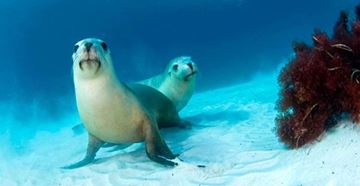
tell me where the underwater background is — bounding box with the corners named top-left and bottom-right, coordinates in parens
top-left (0, 0), bottom-right (358, 121)
top-left (1, 0), bottom-right (360, 185)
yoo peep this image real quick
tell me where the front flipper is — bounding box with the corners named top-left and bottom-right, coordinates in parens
top-left (144, 123), bottom-right (178, 167)
top-left (62, 133), bottom-right (103, 169)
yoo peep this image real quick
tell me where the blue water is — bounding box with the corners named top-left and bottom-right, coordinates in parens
top-left (0, 0), bottom-right (358, 121)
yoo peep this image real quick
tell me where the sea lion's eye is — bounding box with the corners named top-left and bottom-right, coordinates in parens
top-left (73, 44), bottom-right (79, 53)
top-left (101, 42), bottom-right (108, 51)
top-left (173, 64), bottom-right (178, 71)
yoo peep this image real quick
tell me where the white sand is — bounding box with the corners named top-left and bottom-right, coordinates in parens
top-left (1, 73), bottom-right (360, 186)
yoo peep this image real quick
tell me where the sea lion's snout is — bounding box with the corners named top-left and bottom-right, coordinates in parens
top-left (73, 38), bottom-right (108, 73)
top-left (167, 56), bottom-right (198, 81)
top-left (79, 58), bottom-right (101, 71)
top-left (183, 62), bottom-right (197, 81)
top-left (78, 44), bottom-right (101, 71)
top-left (184, 70), bottom-right (197, 81)
top-left (84, 42), bottom-right (93, 51)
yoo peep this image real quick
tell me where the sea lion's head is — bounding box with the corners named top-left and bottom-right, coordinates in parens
top-left (72, 38), bottom-right (112, 79)
top-left (167, 56), bottom-right (198, 82)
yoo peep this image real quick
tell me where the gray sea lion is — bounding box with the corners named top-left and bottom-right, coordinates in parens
top-left (64, 38), bottom-right (187, 168)
top-left (139, 56), bottom-right (197, 111)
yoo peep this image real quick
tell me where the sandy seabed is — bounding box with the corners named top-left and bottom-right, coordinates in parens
top-left (1, 73), bottom-right (360, 186)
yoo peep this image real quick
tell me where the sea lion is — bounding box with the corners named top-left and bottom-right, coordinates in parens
top-left (64, 38), bottom-right (186, 168)
top-left (139, 56), bottom-right (197, 111)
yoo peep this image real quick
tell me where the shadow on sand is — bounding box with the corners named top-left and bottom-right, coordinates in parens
top-left (184, 110), bottom-right (250, 126)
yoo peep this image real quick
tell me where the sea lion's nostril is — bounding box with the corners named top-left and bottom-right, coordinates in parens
top-left (187, 63), bottom-right (193, 70)
top-left (84, 42), bottom-right (93, 51)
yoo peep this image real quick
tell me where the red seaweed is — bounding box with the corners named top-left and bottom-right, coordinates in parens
top-left (276, 5), bottom-right (360, 148)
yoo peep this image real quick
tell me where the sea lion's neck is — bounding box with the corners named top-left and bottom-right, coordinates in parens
top-left (160, 76), bottom-right (195, 110)
top-left (74, 70), bottom-right (129, 103)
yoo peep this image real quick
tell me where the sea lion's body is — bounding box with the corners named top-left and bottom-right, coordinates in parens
top-left (129, 83), bottom-right (181, 128)
top-left (64, 38), bottom-right (182, 168)
top-left (75, 78), bottom-right (147, 144)
top-left (139, 56), bottom-right (197, 111)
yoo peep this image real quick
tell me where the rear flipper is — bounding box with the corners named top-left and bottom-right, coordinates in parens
top-left (144, 123), bottom-right (178, 167)
top-left (71, 123), bottom-right (85, 135)
top-left (177, 120), bottom-right (192, 129)
top-left (62, 133), bottom-right (103, 169)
